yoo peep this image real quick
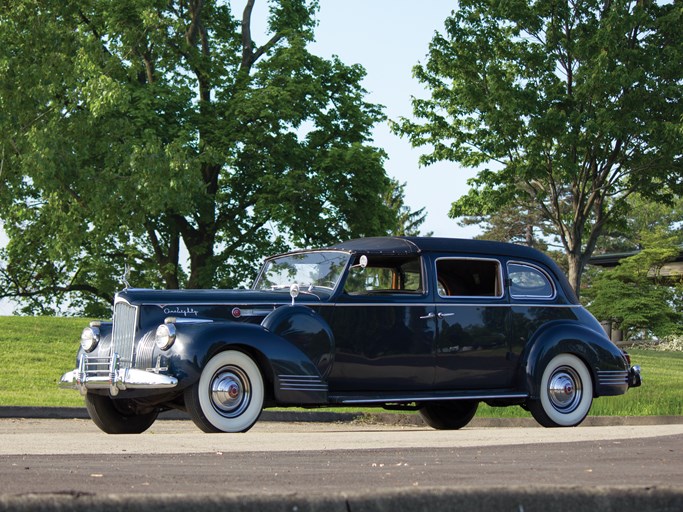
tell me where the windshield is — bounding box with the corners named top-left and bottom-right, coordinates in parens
top-left (253, 251), bottom-right (351, 292)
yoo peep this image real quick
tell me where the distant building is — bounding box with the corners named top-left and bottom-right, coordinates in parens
top-left (589, 248), bottom-right (683, 280)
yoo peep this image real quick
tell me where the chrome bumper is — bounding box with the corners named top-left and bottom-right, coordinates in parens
top-left (628, 365), bottom-right (642, 388)
top-left (60, 353), bottom-right (178, 396)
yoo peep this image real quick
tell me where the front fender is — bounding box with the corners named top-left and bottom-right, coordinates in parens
top-left (169, 321), bottom-right (328, 405)
top-left (520, 321), bottom-right (629, 399)
top-left (261, 305), bottom-right (334, 379)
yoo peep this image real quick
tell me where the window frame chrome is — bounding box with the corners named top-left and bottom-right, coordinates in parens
top-left (506, 260), bottom-right (556, 300)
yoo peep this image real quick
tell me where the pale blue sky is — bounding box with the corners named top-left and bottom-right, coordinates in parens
top-left (0, 1), bottom-right (480, 314)
top-left (309, 1), bottom-right (478, 238)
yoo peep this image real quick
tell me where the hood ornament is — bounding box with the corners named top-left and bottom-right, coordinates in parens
top-left (121, 264), bottom-right (131, 289)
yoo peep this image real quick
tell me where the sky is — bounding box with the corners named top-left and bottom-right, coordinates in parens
top-left (0, 1), bottom-right (480, 314)
top-left (308, 1), bottom-right (479, 238)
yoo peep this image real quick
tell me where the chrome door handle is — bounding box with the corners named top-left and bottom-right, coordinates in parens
top-left (438, 312), bottom-right (454, 318)
top-left (420, 312), bottom-right (436, 320)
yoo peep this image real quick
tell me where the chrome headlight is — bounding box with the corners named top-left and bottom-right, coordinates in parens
top-left (80, 326), bottom-right (100, 352)
top-left (155, 323), bottom-right (176, 350)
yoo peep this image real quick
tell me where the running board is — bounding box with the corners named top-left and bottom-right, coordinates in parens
top-left (328, 390), bottom-right (528, 405)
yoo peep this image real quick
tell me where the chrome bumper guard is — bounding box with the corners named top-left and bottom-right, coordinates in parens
top-left (60, 353), bottom-right (178, 396)
top-left (628, 365), bottom-right (642, 388)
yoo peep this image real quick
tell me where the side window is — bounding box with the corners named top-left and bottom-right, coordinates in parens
top-left (508, 263), bottom-right (554, 299)
top-left (344, 257), bottom-right (422, 294)
top-left (436, 258), bottom-right (502, 297)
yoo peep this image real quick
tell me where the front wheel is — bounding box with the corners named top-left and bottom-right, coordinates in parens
top-left (528, 353), bottom-right (593, 427)
top-left (184, 350), bottom-right (264, 433)
top-left (419, 401), bottom-right (478, 430)
top-left (84, 394), bottom-right (159, 434)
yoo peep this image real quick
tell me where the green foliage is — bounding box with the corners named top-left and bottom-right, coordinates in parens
top-left (384, 179), bottom-right (431, 237)
top-left (596, 194), bottom-right (683, 254)
top-left (394, 0), bottom-right (683, 294)
top-left (584, 230), bottom-right (683, 338)
top-left (0, 0), bottom-right (396, 315)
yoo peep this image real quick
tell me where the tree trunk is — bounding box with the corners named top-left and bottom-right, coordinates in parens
top-left (566, 251), bottom-right (586, 299)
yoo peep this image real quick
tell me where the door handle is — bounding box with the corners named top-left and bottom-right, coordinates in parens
top-left (438, 312), bottom-right (454, 318)
top-left (420, 312), bottom-right (436, 320)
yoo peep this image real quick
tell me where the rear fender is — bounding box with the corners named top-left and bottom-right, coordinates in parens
top-left (519, 321), bottom-right (628, 399)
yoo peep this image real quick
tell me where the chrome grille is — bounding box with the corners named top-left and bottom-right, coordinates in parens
top-left (111, 302), bottom-right (138, 369)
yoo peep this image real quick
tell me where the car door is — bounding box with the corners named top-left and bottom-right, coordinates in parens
top-left (326, 255), bottom-right (436, 392)
top-left (432, 256), bottom-right (516, 390)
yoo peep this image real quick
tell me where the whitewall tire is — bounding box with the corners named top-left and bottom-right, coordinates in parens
top-left (528, 353), bottom-right (593, 427)
top-left (185, 350), bottom-right (264, 433)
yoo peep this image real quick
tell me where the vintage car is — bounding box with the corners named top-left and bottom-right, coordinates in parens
top-left (60, 237), bottom-right (641, 434)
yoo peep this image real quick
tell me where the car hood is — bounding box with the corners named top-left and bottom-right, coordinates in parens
top-left (115, 288), bottom-right (327, 307)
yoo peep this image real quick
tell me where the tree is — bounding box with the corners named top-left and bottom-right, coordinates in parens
top-left (395, 0), bottom-right (683, 295)
top-left (458, 201), bottom-right (553, 249)
top-left (0, 0), bottom-right (396, 316)
top-left (594, 194), bottom-right (683, 254)
top-left (384, 179), bottom-right (432, 237)
top-left (584, 229), bottom-right (683, 339)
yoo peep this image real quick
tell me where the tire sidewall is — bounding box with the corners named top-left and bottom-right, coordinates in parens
top-left (196, 350), bottom-right (264, 433)
top-left (537, 353), bottom-right (593, 427)
top-left (84, 393), bottom-right (158, 434)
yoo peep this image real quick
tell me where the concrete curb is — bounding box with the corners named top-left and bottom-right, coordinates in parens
top-left (1, 406), bottom-right (681, 427)
top-left (1, 486), bottom-right (682, 512)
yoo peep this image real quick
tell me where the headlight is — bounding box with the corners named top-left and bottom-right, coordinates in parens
top-left (80, 326), bottom-right (100, 352)
top-left (155, 323), bottom-right (176, 350)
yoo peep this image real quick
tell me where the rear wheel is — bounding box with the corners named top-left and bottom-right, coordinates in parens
top-left (419, 401), bottom-right (478, 430)
top-left (184, 350), bottom-right (264, 433)
top-left (84, 393), bottom-right (159, 434)
top-left (528, 353), bottom-right (593, 427)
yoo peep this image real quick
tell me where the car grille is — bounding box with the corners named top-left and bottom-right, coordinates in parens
top-left (111, 301), bottom-right (138, 369)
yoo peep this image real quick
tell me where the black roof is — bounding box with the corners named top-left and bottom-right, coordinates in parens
top-left (330, 236), bottom-right (553, 261)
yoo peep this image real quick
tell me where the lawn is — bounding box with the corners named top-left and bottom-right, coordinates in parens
top-left (0, 317), bottom-right (680, 417)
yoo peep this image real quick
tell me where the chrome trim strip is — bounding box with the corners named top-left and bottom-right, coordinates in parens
top-left (333, 303), bottom-right (582, 308)
top-left (277, 375), bottom-right (328, 392)
top-left (331, 392), bottom-right (528, 404)
top-left (597, 370), bottom-right (629, 385)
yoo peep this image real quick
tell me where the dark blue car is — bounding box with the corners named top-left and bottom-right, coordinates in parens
top-left (61, 237), bottom-right (641, 433)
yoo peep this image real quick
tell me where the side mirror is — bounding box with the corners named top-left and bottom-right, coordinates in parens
top-left (351, 255), bottom-right (368, 269)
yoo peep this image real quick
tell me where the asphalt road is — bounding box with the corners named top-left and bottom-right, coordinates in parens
top-left (1, 418), bottom-right (682, 498)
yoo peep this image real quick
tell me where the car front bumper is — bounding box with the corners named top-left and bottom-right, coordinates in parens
top-left (59, 353), bottom-right (178, 396)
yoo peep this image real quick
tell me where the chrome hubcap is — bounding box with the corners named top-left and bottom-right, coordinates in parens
top-left (210, 366), bottom-right (251, 418)
top-left (547, 366), bottom-right (582, 413)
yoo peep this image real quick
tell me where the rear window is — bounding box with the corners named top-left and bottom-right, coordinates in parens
top-left (508, 263), bottom-right (554, 299)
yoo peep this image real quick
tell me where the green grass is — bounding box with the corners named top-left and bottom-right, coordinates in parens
top-left (474, 349), bottom-right (682, 419)
top-left (0, 317), bottom-right (681, 416)
top-left (0, 316), bottom-right (93, 407)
